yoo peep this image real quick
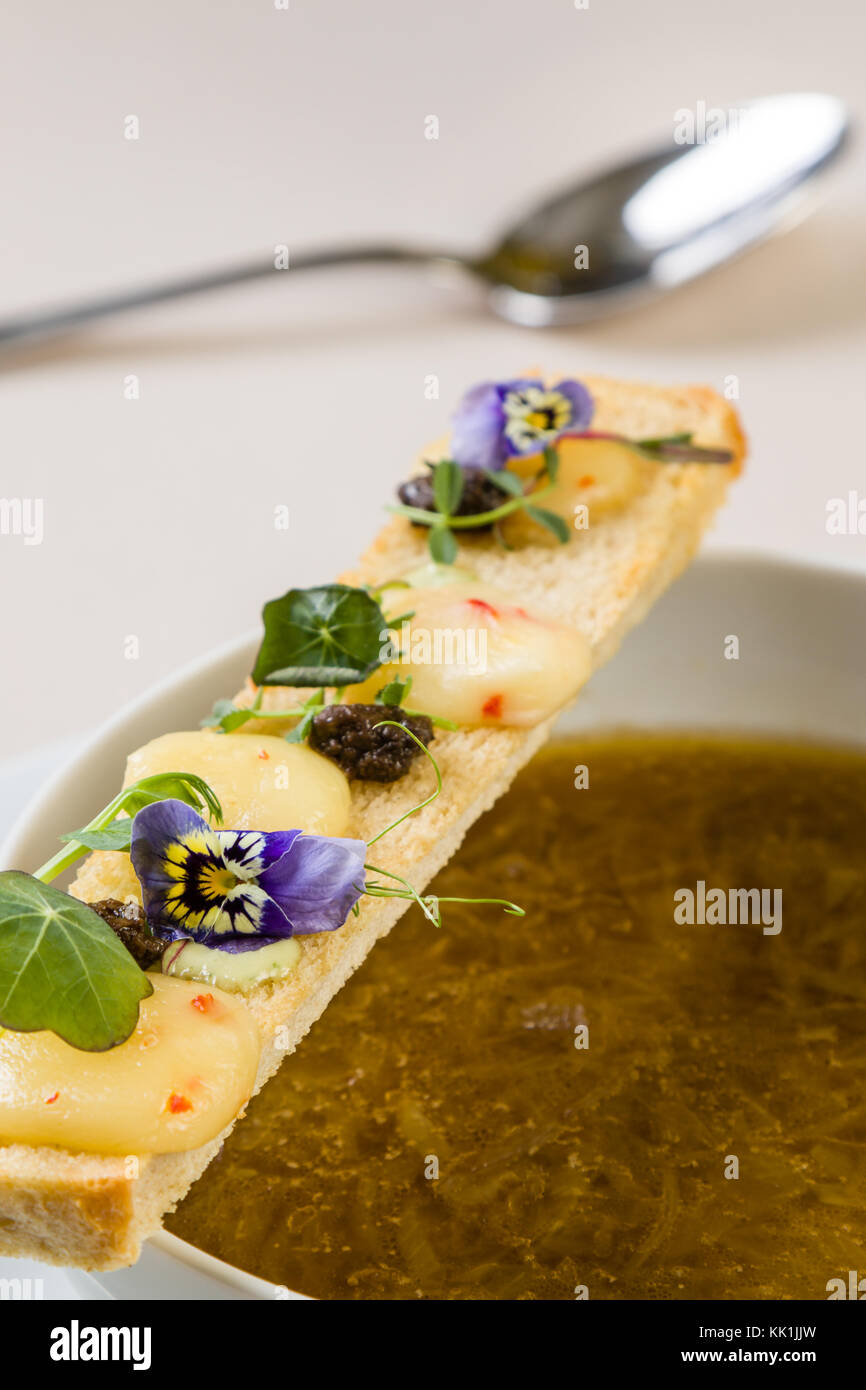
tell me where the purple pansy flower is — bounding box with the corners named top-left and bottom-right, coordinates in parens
top-left (450, 377), bottom-right (594, 469)
top-left (129, 799), bottom-right (366, 951)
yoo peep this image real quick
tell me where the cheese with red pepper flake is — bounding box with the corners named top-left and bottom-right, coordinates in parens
top-left (346, 582), bottom-right (592, 727)
top-left (0, 976), bottom-right (260, 1155)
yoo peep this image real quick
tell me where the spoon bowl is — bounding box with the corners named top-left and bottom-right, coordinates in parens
top-left (477, 93), bottom-right (849, 324)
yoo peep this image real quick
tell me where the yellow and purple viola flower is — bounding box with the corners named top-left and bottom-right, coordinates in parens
top-left (451, 377), bottom-right (594, 469)
top-left (130, 799), bottom-right (366, 951)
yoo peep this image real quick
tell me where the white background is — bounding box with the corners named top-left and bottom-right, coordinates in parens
top-left (0, 0), bottom-right (864, 1296)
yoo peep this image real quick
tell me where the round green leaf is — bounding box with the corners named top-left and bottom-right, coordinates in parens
top-left (252, 584), bottom-right (389, 686)
top-left (0, 871), bottom-right (152, 1051)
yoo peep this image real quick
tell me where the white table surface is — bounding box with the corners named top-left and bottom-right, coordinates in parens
top-left (1, 0), bottom-right (864, 1298)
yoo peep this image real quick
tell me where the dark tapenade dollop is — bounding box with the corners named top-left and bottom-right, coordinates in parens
top-left (397, 466), bottom-right (506, 530)
top-left (309, 704), bottom-right (434, 781)
top-left (89, 898), bottom-right (166, 969)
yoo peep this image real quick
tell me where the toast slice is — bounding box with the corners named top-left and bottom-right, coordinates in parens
top-left (0, 375), bottom-right (745, 1270)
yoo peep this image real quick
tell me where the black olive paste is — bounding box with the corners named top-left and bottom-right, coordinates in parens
top-left (90, 898), bottom-right (166, 969)
top-left (309, 704), bottom-right (434, 781)
top-left (397, 466), bottom-right (506, 529)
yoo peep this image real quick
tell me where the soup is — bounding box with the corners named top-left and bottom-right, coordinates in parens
top-left (168, 734), bottom-right (866, 1299)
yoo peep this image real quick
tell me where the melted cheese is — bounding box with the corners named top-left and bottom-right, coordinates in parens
top-left (125, 729), bottom-right (351, 835)
top-left (0, 976), bottom-right (260, 1156)
top-left (347, 583), bottom-right (592, 727)
top-left (502, 437), bottom-right (649, 545)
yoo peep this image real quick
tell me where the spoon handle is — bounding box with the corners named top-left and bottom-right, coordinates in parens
top-left (0, 244), bottom-right (438, 347)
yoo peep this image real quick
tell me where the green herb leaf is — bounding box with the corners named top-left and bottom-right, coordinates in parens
top-left (202, 699), bottom-right (260, 733)
top-left (60, 822), bottom-right (134, 853)
top-left (423, 712), bottom-right (459, 730)
top-left (252, 584), bottom-right (389, 687)
top-left (633, 433), bottom-right (732, 464)
top-left (0, 872), bottom-right (152, 1051)
top-left (202, 695), bottom-right (308, 735)
top-left (638, 432), bottom-right (693, 449)
top-left (377, 676), bottom-right (412, 707)
top-left (121, 774), bottom-right (222, 822)
top-left (284, 712), bottom-right (316, 744)
top-left (429, 525), bottom-right (458, 564)
top-left (374, 680), bottom-right (456, 728)
top-left (542, 446), bottom-right (560, 482)
top-left (218, 707), bottom-right (259, 732)
top-left (484, 468), bottom-right (524, 497)
top-left (432, 460), bottom-right (464, 516)
top-left (525, 504), bottom-right (570, 544)
top-left (201, 698), bottom-right (238, 728)
top-left (284, 689), bottom-right (325, 744)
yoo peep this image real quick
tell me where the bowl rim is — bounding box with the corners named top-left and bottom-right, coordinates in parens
top-left (147, 1229), bottom-right (291, 1298)
top-left (4, 548), bottom-right (866, 1300)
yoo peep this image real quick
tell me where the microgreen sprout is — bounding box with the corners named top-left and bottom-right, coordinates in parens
top-left (363, 863), bottom-right (524, 928)
top-left (34, 772), bottom-right (223, 884)
top-left (366, 721), bottom-right (443, 847)
top-left (362, 721), bottom-right (524, 922)
top-left (203, 688), bottom-right (308, 734)
top-left (374, 676), bottom-right (457, 731)
top-left (388, 452), bottom-right (562, 561)
top-left (285, 689), bottom-right (326, 744)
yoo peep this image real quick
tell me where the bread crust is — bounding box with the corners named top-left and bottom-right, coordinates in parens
top-left (0, 375), bottom-right (745, 1269)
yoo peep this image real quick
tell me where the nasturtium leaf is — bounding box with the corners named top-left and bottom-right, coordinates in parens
top-left (252, 584), bottom-right (389, 687)
top-left (525, 504), bottom-right (570, 544)
top-left (432, 459), bottom-right (465, 516)
top-left (429, 525), bottom-right (458, 564)
top-left (0, 871), bottom-right (152, 1051)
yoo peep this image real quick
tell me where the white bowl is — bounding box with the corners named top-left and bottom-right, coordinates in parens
top-left (2, 552), bottom-right (864, 1299)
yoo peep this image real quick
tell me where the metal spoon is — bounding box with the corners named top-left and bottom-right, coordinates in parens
top-left (0, 92), bottom-right (847, 346)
